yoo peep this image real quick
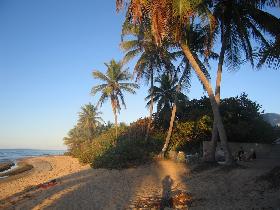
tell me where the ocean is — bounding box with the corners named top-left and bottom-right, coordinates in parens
top-left (0, 149), bottom-right (65, 162)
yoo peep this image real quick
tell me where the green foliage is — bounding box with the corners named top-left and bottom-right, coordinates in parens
top-left (156, 93), bottom-right (276, 152)
top-left (148, 74), bottom-right (189, 130)
top-left (121, 23), bottom-right (176, 82)
top-left (79, 127), bottom-right (125, 164)
top-left (64, 104), bottom-right (108, 158)
top-left (170, 115), bottom-right (212, 152)
top-left (180, 96), bottom-right (212, 121)
top-left (220, 93), bottom-right (275, 143)
top-left (71, 118), bottom-right (164, 168)
top-left (65, 93), bottom-right (276, 168)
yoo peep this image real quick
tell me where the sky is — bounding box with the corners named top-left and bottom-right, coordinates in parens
top-left (0, 1), bottom-right (279, 150)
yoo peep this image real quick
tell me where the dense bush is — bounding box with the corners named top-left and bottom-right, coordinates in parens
top-left (177, 93), bottom-right (277, 144)
top-left (220, 93), bottom-right (276, 143)
top-left (73, 118), bottom-right (164, 168)
top-left (169, 115), bottom-right (212, 153)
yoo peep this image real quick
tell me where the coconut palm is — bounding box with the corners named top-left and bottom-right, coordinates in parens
top-left (146, 73), bottom-right (189, 153)
top-left (91, 59), bottom-right (139, 138)
top-left (161, 22), bottom-right (219, 156)
top-left (117, 0), bottom-right (236, 164)
top-left (121, 23), bottom-right (176, 142)
top-left (117, 0), bottom-right (280, 164)
top-left (78, 103), bottom-right (104, 140)
top-left (146, 74), bottom-right (188, 126)
top-left (206, 0), bottom-right (280, 161)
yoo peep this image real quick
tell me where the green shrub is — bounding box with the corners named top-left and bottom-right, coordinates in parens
top-left (74, 118), bottom-right (164, 169)
top-left (78, 126), bottom-right (121, 164)
top-left (170, 115), bottom-right (212, 153)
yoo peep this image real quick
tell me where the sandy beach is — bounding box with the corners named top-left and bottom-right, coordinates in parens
top-left (0, 155), bottom-right (279, 209)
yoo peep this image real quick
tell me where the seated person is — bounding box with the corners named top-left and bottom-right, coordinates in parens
top-left (248, 149), bottom-right (256, 160)
top-left (237, 147), bottom-right (245, 161)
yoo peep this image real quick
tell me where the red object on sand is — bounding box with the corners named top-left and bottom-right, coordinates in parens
top-left (38, 179), bottom-right (57, 189)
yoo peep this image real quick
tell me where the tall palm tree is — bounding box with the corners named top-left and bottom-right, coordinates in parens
top-left (117, 0), bottom-right (236, 164)
top-left (78, 103), bottom-right (103, 141)
top-left (91, 59), bottom-right (139, 138)
top-left (207, 0), bottom-right (280, 161)
top-left (121, 23), bottom-right (176, 142)
top-left (161, 22), bottom-right (218, 156)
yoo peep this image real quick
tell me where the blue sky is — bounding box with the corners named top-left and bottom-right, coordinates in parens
top-left (0, 1), bottom-right (279, 149)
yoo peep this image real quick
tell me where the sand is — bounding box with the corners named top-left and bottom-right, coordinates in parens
top-left (0, 155), bottom-right (279, 210)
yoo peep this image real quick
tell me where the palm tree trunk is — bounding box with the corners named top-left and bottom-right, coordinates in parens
top-left (180, 43), bottom-right (233, 165)
top-left (145, 69), bottom-right (154, 142)
top-left (162, 102), bottom-right (177, 155)
top-left (161, 67), bottom-right (189, 155)
top-left (111, 100), bottom-right (118, 139)
top-left (114, 110), bottom-right (118, 138)
top-left (206, 29), bottom-right (228, 162)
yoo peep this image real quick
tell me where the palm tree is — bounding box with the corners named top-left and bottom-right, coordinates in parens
top-left (207, 0), bottom-right (280, 161)
top-left (146, 73), bottom-right (189, 153)
top-left (91, 59), bottom-right (139, 138)
top-left (78, 103), bottom-right (104, 141)
top-left (146, 74), bottom-right (188, 126)
top-left (117, 0), bottom-right (280, 164)
top-left (161, 22), bottom-right (218, 156)
top-left (117, 0), bottom-right (236, 164)
top-left (121, 23), bottom-right (176, 142)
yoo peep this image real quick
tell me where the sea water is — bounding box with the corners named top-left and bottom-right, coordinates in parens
top-left (0, 149), bottom-right (65, 162)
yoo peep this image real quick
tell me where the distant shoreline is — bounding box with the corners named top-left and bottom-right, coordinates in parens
top-left (0, 149), bottom-right (66, 163)
top-left (0, 154), bottom-right (65, 179)
top-left (0, 149), bottom-right (66, 179)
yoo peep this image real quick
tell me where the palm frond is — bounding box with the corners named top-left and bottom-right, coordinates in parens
top-left (91, 84), bottom-right (107, 95)
top-left (92, 70), bottom-right (111, 83)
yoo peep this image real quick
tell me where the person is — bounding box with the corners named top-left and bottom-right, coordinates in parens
top-left (248, 149), bottom-right (256, 160)
top-left (237, 147), bottom-right (245, 161)
top-left (252, 150), bottom-right (256, 159)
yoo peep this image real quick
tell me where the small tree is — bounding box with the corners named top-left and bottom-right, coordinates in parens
top-left (78, 103), bottom-right (104, 141)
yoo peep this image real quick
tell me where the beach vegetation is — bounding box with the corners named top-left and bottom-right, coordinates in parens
top-left (64, 93), bottom-right (277, 168)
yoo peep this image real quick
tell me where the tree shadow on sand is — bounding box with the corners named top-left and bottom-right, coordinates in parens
top-left (1, 160), bottom-right (191, 210)
top-left (1, 167), bottom-right (148, 210)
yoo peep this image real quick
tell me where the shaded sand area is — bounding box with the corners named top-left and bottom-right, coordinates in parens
top-left (0, 155), bottom-right (279, 209)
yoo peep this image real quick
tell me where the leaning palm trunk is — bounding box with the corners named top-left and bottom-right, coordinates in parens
top-left (145, 69), bottom-right (154, 142)
top-left (161, 95), bottom-right (177, 155)
top-left (206, 31), bottom-right (228, 162)
top-left (161, 66), bottom-right (189, 155)
top-left (181, 43), bottom-right (233, 165)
